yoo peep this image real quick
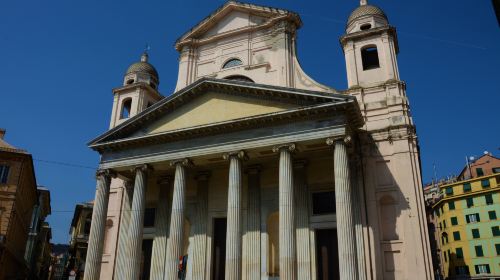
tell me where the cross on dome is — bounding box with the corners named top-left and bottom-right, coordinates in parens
top-left (360, 0), bottom-right (368, 6)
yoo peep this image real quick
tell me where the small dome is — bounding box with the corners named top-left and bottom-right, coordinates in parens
top-left (125, 52), bottom-right (159, 81)
top-left (347, 4), bottom-right (387, 26)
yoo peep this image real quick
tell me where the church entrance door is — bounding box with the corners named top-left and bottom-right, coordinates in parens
top-left (212, 218), bottom-right (226, 280)
top-left (315, 228), bottom-right (340, 280)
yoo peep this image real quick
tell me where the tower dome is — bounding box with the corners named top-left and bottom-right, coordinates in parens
top-left (123, 52), bottom-right (159, 89)
top-left (346, 1), bottom-right (388, 34)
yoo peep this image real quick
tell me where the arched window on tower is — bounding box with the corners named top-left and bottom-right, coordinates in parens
top-left (120, 98), bottom-right (132, 119)
top-left (361, 46), bottom-right (380, 70)
top-left (222, 58), bottom-right (243, 69)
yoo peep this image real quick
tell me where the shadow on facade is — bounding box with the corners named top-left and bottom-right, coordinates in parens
top-left (356, 132), bottom-right (412, 279)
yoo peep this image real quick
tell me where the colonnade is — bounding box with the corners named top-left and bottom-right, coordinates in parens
top-left (83, 137), bottom-right (359, 280)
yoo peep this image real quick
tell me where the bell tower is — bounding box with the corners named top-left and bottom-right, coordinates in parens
top-left (340, 2), bottom-right (434, 279)
top-left (341, 0), bottom-right (399, 88)
top-left (109, 52), bottom-right (162, 129)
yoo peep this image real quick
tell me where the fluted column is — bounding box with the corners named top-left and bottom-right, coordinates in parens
top-left (245, 165), bottom-right (261, 280)
top-left (150, 176), bottom-right (172, 280)
top-left (164, 159), bottom-right (191, 280)
top-left (223, 151), bottom-right (246, 280)
top-left (351, 159), bottom-right (367, 280)
top-left (327, 136), bottom-right (358, 280)
top-left (294, 160), bottom-right (312, 280)
top-left (124, 164), bottom-right (151, 280)
top-left (191, 172), bottom-right (210, 280)
top-left (114, 180), bottom-right (133, 280)
top-left (273, 144), bottom-right (297, 280)
top-left (84, 169), bottom-right (114, 280)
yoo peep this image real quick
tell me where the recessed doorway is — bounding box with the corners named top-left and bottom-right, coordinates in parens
top-left (315, 228), bottom-right (340, 280)
top-left (212, 218), bottom-right (227, 280)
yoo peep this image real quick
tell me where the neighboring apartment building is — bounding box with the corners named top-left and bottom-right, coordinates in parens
top-left (25, 187), bottom-right (53, 280)
top-left (0, 128), bottom-right (39, 279)
top-left (458, 153), bottom-right (500, 181)
top-left (431, 154), bottom-right (500, 279)
top-left (67, 201), bottom-right (93, 280)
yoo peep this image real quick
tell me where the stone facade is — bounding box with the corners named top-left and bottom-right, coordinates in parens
top-left (0, 129), bottom-right (39, 279)
top-left (85, 1), bottom-right (433, 279)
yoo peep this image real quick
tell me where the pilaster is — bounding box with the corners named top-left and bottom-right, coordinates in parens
top-left (114, 179), bottom-right (133, 280)
top-left (191, 172), bottom-right (211, 280)
top-left (245, 165), bottom-right (262, 280)
top-left (150, 176), bottom-right (173, 280)
top-left (293, 160), bottom-right (312, 280)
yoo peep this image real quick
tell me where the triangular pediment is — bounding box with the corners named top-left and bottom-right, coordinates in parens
top-left (144, 91), bottom-right (295, 136)
top-left (88, 78), bottom-right (362, 150)
top-left (176, 1), bottom-right (301, 45)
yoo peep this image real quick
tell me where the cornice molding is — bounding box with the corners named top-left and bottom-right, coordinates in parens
top-left (89, 78), bottom-right (362, 152)
top-left (340, 25), bottom-right (399, 54)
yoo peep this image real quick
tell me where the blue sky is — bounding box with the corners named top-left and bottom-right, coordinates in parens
top-left (1, 0), bottom-right (498, 244)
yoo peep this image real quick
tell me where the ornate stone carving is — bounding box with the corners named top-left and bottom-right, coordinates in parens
top-left (223, 150), bottom-right (248, 161)
top-left (326, 135), bottom-right (352, 146)
top-left (170, 158), bottom-right (192, 167)
top-left (272, 143), bottom-right (296, 153)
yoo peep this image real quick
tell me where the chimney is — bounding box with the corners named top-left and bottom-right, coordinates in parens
top-left (0, 129), bottom-right (5, 139)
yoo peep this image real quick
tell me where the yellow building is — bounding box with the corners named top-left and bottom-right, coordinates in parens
top-left (433, 172), bottom-right (500, 278)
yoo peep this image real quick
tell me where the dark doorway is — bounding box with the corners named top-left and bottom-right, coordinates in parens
top-left (315, 229), bottom-right (340, 280)
top-left (140, 239), bottom-right (153, 280)
top-left (212, 218), bottom-right (227, 280)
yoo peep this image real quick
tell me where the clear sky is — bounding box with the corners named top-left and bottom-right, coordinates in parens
top-left (1, 0), bottom-right (499, 244)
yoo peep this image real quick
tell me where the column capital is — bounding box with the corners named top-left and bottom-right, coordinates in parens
top-left (223, 150), bottom-right (248, 161)
top-left (96, 169), bottom-right (116, 179)
top-left (293, 159), bottom-right (308, 169)
top-left (170, 158), bottom-right (192, 167)
top-left (326, 135), bottom-right (352, 146)
top-left (132, 164), bottom-right (153, 174)
top-left (272, 143), bottom-right (296, 153)
top-left (194, 171), bottom-right (211, 181)
top-left (245, 164), bottom-right (262, 175)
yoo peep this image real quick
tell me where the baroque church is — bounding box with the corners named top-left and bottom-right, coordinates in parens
top-left (85, 1), bottom-right (433, 279)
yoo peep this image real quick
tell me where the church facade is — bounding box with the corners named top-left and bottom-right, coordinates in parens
top-left (85, 1), bottom-right (433, 280)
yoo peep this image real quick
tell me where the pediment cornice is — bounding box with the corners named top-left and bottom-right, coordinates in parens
top-left (175, 1), bottom-right (302, 51)
top-left (88, 78), bottom-right (363, 152)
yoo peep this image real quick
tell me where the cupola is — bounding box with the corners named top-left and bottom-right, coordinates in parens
top-left (123, 52), bottom-right (160, 90)
top-left (346, 0), bottom-right (388, 34)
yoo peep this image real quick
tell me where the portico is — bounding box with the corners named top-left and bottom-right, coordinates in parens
top-left (85, 78), bottom-right (364, 280)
